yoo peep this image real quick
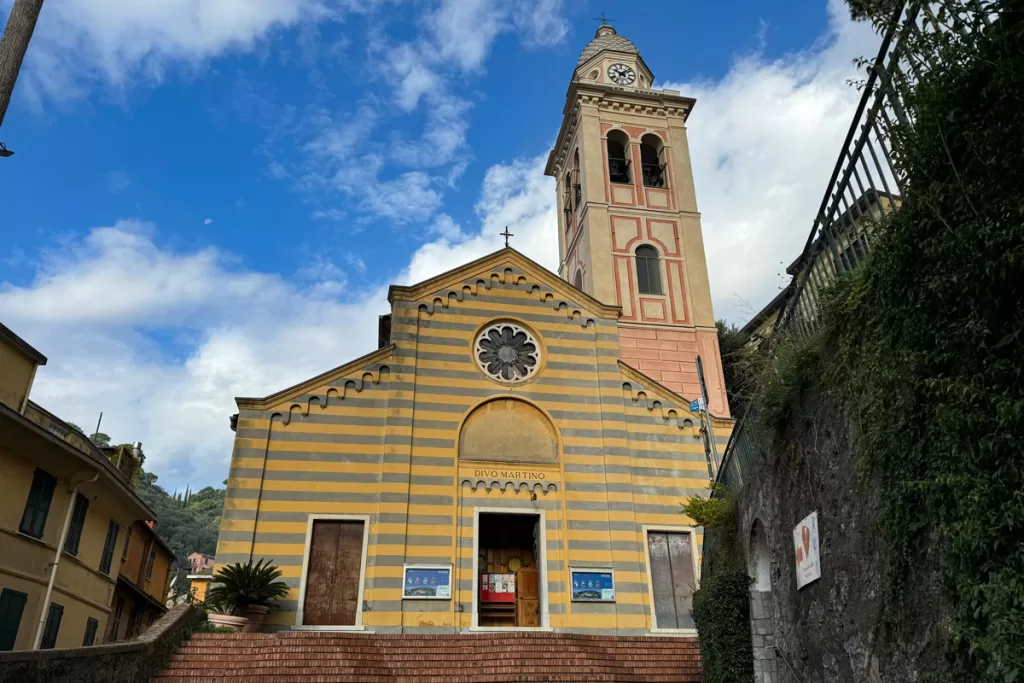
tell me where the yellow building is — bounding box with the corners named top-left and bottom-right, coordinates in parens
top-left (105, 520), bottom-right (174, 642)
top-left (0, 322), bottom-right (172, 650)
top-left (214, 25), bottom-right (733, 636)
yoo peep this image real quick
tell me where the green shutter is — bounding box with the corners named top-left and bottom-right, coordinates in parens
top-left (40, 603), bottom-right (63, 649)
top-left (63, 494), bottom-right (89, 556)
top-left (82, 617), bottom-right (99, 647)
top-left (0, 589), bottom-right (29, 651)
top-left (19, 469), bottom-right (57, 539)
top-left (122, 526), bottom-right (133, 561)
top-left (99, 520), bottom-right (119, 575)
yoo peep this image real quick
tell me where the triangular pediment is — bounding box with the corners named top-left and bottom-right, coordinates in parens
top-left (388, 247), bottom-right (621, 322)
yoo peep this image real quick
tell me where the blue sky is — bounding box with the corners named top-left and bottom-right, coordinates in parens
top-left (0, 0), bottom-right (879, 489)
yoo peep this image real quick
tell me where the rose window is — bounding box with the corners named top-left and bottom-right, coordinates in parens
top-left (474, 322), bottom-right (541, 383)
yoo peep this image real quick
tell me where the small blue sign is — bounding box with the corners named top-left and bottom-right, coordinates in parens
top-left (689, 398), bottom-right (705, 413)
top-left (571, 569), bottom-right (615, 602)
top-left (402, 566), bottom-right (452, 599)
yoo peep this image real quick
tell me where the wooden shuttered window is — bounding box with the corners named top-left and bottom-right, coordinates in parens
top-left (19, 468), bottom-right (57, 539)
top-left (122, 526), bottom-right (133, 561)
top-left (63, 493), bottom-right (90, 556)
top-left (82, 617), bottom-right (99, 647)
top-left (40, 603), bottom-right (64, 649)
top-left (99, 520), bottom-right (120, 575)
top-left (0, 589), bottom-right (29, 651)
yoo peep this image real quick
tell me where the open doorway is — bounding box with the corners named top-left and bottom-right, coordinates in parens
top-left (476, 512), bottom-right (542, 628)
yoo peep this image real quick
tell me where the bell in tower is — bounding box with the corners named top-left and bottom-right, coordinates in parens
top-left (544, 23), bottom-right (730, 416)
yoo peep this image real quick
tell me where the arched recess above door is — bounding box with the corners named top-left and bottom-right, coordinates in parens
top-left (458, 398), bottom-right (559, 464)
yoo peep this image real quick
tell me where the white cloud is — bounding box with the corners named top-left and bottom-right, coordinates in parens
top-left (430, 0), bottom-right (506, 71)
top-left (1, 221), bottom-right (386, 488)
top-left (661, 0), bottom-right (880, 323)
top-left (204, 218), bottom-right (214, 225)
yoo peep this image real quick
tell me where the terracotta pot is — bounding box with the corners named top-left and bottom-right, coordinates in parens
top-left (242, 605), bottom-right (270, 633)
top-left (207, 613), bottom-right (248, 632)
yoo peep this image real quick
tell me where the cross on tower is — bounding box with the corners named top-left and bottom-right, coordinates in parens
top-left (593, 12), bottom-right (615, 25)
top-left (500, 227), bottom-right (514, 248)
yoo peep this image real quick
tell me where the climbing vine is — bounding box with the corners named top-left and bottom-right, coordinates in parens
top-left (692, 571), bottom-right (755, 683)
top-left (764, 1), bottom-right (1024, 679)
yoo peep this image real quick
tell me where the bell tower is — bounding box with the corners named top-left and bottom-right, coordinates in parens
top-left (545, 23), bottom-right (730, 416)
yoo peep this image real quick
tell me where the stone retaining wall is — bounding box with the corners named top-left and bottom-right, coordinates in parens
top-left (0, 605), bottom-right (201, 683)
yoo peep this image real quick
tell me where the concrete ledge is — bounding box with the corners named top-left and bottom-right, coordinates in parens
top-left (0, 604), bottom-right (201, 683)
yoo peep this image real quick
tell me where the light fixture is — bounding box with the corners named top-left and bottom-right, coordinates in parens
top-left (0, 142), bottom-right (12, 158)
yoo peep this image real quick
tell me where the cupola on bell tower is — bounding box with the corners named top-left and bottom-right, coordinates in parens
top-left (545, 23), bottom-right (730, 416)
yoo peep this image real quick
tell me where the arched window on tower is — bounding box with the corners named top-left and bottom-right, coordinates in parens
top-left (572, 149), bottom-right (582, 206)
top-left (573, 270), bottom-right (583, 291)
top-left (640, 134), bottom-right (666, 188)
top-left (606, 130), bottom-right (631, 184)
top-left (635, 245), bottom-right (663, 295)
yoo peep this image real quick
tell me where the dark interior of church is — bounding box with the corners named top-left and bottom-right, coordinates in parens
top-left (478, 513), bottom-right (541, 627)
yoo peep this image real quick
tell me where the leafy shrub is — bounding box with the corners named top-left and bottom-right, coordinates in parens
top-left (692, 570), bottom-right (754, 683)
top-left (192, 621), bottom-right (237, 634)
top-left (682, 482), bottom-right (734, 528)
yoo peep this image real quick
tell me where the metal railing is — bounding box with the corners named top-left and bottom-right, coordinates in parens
top-left (714, 2), bottom-right (915, 494)
top-left (714, 0), bottom-right (999, 495)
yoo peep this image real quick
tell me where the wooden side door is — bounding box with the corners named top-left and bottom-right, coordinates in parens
top-left (302, 520), bottom-right (365, 626)
top-left (647, 531), bottom-right (697, 629)
top-left (515, 569), bottom-right (540, 627)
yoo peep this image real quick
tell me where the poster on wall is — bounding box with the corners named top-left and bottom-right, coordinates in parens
top-left (793, 511), bottom-right (821, 589)
top-left (402, 565), bottom-right (452, 599)
top-left (570, 568), bottom-right (616, 602)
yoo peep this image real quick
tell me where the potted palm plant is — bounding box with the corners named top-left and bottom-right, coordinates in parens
top-left (205, 559), bottom-right (289, 633)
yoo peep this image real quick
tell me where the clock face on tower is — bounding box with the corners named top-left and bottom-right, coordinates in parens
top-left (607, 63), bottom-right (636, 85)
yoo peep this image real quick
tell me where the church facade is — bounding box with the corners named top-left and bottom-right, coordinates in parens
top-left (214, 24), bottom-right (732, 637)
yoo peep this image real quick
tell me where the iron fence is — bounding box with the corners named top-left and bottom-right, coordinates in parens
top-left (714, 1), bottom-right (938, 495)
top-left (714, 0), bottom-right (1001, 496)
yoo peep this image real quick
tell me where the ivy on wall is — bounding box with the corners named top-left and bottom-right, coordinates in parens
top-left (745, 1), bottom-right (1024, 679)
top-left (692, 571), bottom-right (755, 683)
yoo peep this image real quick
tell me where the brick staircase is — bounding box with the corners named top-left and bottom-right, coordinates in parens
top-left (153, 631), bottom-right (702, 682)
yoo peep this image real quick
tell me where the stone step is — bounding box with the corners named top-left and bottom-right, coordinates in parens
top-left (154, 632), bottom-right (702, 682)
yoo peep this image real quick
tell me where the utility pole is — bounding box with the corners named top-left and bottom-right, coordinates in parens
top-left (0, 0), bottom-right (46, 156)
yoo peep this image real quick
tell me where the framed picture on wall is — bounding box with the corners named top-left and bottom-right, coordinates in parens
top-left (570, 567), bottom-right (616, 602)
top-left (402, 564), bottom-right (452, 599)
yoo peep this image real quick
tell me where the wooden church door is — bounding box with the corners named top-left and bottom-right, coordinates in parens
top-left (647, 531), bottom-right (697, 629)
top-left (302, 520), bottom-right (364, 625)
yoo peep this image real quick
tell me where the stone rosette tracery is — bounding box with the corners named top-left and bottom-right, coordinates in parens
top-left (474, 322), bottom-right (541, 384)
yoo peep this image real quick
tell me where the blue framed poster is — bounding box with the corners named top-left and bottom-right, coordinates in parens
top-left (570, 567), bottom-right (616, 602)
top-left (402, 564), bottom-right (452, 599)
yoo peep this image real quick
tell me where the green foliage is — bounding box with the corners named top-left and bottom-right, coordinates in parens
top-left (191, 621), bottom-right (236, 634)
top-left (716, 321), bottom-right (761, 419)
top-left (206, 559), bottom-right (289, 614)
top-left (801, 2), bottom-right (1024, 678)
top-left (754, 332), bottom-right (824, 434)
top-left (137, 471), bottom-right (225, 568)
top-left (692, 570), bottom-right (755, 683)
top-left (90, 432), bottom-right (111, 447)
top-left (682, 482), bottom-right (734, 528)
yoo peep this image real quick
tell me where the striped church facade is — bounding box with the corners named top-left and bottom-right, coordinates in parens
top-left (213, 249), bottom-right (732, 635)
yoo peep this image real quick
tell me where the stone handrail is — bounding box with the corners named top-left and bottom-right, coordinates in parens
top-left (0, 604), bottom-right (201, 683)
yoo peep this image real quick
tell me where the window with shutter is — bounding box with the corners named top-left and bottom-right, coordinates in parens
top-left (99, 520), bottom-right (119, 575)
top-left (146, 548), bottom-right (156, 580)
top-left (82, 617), bottom-right (99, 647)
top-left (122, 526), bottom-right (133, 561)
top-left (40, 603), bottom-right (64, 649)
top-left (0, 589), bottom-right (29, 651)
top-left (19, 469), bottom-right (57, 539)
top-left (63, 494), bottom-right (90, 556)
